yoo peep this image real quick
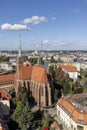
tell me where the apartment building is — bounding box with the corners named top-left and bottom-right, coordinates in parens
top-left (57, 94), bottom-right (87, 130)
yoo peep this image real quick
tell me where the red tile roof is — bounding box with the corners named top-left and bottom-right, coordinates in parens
top-left (51, 121), bottom-right (60, 130)
top-left (58, 64), bottom-right (77, 72)
top-left (19, 65), bottom-right (32, 80)
top-left (19, 65), bottom-right (48, 84)
top-left (58, 98), bottom-right (87, 124)
top-left (31, 66), bottom-right (48, 84)
top-left (0, 89), bottom-right (11, 100)
top-left (0, 74), bottom-right (15, 83)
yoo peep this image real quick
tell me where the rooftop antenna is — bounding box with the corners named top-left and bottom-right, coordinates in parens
top-left (37, 41), bottom-right (43, 65)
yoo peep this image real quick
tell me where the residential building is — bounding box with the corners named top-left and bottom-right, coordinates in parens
top-left (57, 94), bottom-right (87, 130)
top-left (0, 74), bottom-right (14, 90)
top-left (0, 89), bottom-right (11, 130)
top-left (0, 89), bottom-right (11, 116)
top-left (0, 62), bottom-right (13, 71)
top-left (57, 63), bottom-right (78, 82)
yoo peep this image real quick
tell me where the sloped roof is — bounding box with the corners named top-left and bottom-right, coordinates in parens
top-left (19, 65), bottom-right (32, 80)
top-left (19, 65), bottom-right (48, 84)
top-left (72, 110), bottom-right (87, 124)
top-left (58, 97), bottom-right (87, 124)
top-left (63, 65), bottom-right (77, 72)
top-left (51, 121), bottom-right (60, 130)
top-left (0, 89), bottom-right (11, 100)
top-left (58, 64), bottom-right (77, 72)
top-left (0, 65), bottom-right (48, 84)
top-left (58, 98), bottom-right (75, 114)
top-left (31, 66), bottom-right (48, 84)
top-left (0, 74), bottom-right (15, 83)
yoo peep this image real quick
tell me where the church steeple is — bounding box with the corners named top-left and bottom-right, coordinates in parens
top-left (16, 36), bottom-right (23, 95)
top-left (18, 36), bottom-right (22, 58)
top-left (37, 55), bottom-right (40, 65)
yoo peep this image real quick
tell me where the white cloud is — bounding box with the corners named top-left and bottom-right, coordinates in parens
top-left (51, 17), bottom-right (56, 21)
top-left (23, 16), bottom-right (47, 25)
top-left (1, 23), bottom-right (30, 31)
top-left (0, 35), bottom-right (5, 38)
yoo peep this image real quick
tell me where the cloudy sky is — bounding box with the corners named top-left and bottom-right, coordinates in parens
top-left (0, 0), bottom-right (87, 50)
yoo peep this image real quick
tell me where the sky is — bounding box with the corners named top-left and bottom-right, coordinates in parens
top-left (0, 0), bottom-right (87, 50)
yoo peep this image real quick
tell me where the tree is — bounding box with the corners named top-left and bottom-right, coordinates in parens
top-left (84, 80), bottom-right (87, 92)
top-left (54, 88), bottom-right (59, 102)
top-left (39, 57), bottom-right (44, 65)
top-left (50, 127), bottom-right (55, 130)
top-left (19, 103), bottom-right (33, 130)
top-left (11, 85), bottom-right (34, 130)
top-left (0, 56), bottom-right (10, 62)
top-left (29, 58), bottom-right (37, 65)
top-left (48, 64), bottom-right (55, 76)
top-left (12, 101), bottom-right (33, 130)
top-left (63, 81), bottom-right (72, 96)
top-left (50, 56), bottom-right (55, 63)
top-left (38, 117), bottom-right (53, 130)
top-left (9, 88), bottom-right (16, 98)
top-left (11, 101), bottom-right (25, 123)
top-left (55, 67), bottom-right (69, 87)
top-left (16, 86), bottom-right (28, 104)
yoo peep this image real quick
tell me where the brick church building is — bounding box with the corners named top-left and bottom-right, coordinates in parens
top-left (14, 42), bottom-right (54, 107)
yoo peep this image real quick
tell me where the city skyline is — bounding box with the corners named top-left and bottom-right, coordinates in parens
top-left (0, 0), bottom-right (87, 50)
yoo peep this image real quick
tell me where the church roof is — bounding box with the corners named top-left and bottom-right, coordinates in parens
top-left (31, 66), bottom-right (48, 84)
top-left (19, 65), bottom-right (32, 80)
top-left (19, 65), bottom-right (48, 84)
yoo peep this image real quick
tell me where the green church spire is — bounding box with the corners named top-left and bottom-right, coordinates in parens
top-left (18, 35), bottom-right (22, 58)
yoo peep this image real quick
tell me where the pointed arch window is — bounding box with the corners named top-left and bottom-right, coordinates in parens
top-left (41, 86), bottom-right (44, 96)
top-left (23, 81), bottom-right (26, 87)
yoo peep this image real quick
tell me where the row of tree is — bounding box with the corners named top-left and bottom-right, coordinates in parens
top-left (48, 64), bottom-right (84, 102)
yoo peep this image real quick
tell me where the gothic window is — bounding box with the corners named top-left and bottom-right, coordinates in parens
top-left (46, 85), bottom-right (48, 106)
top-left (41, 86), bottom-right (44, 96)
top-left (23, 81), bottom-right (26, 87)
top-left (31, 81), bottom-right (33, 86)
top-left (19, 82), bottom-right (20, 87)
